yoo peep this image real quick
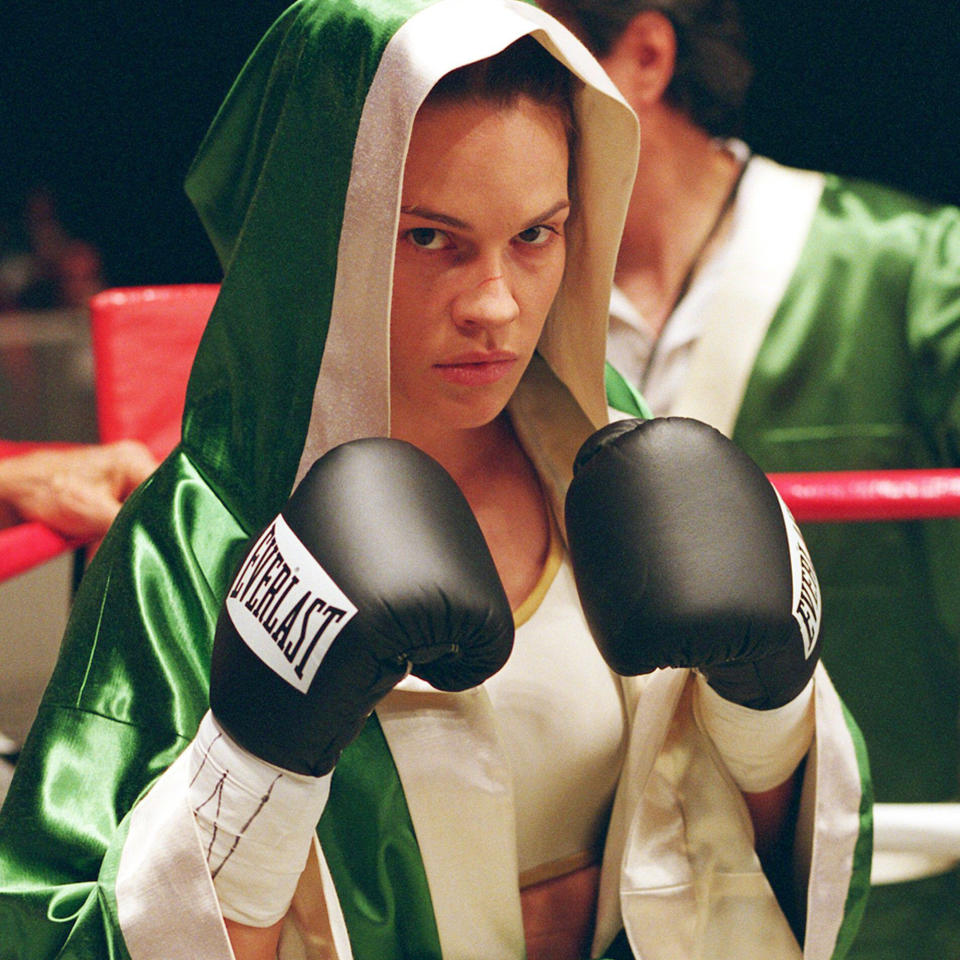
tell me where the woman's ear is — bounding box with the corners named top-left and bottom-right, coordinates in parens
top-left (600, 10), bottom-right (677, 111)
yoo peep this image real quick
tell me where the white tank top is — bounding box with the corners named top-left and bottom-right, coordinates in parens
top-left (484, 529), bottom-right (628, 883)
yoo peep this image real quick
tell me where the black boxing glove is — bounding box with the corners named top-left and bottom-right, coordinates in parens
top-left (564, 417), bottom-right (821, 710)
top-left (209, 437), bottom-right (514, 776)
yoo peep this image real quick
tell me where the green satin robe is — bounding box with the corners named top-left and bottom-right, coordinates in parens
top-left (731, 174), bottom-right (960, 960)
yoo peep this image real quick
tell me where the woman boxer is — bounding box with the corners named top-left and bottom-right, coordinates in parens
top-left (0, 2), bottom-right (870, 958)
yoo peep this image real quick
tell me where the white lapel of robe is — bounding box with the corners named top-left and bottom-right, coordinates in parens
top-left (669, 157), bottom-right (825, 436)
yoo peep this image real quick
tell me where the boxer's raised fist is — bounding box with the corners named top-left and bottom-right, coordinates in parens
top-left (564, 417), bottom-right (821, 709)
top-left (209, 437), bottom-right (514, 775)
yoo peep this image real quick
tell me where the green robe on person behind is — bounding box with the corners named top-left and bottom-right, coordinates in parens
top-left (729, 173), bottom-right (960, 960)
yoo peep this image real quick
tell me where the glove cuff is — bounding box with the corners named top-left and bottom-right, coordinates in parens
top-left (693, 672), bottom-right (814, 793)
top-left (188, 710), bottom-right (331, 926)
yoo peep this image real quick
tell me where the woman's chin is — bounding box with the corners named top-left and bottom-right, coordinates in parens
top-left (392, 385), bottom-right (517, 438)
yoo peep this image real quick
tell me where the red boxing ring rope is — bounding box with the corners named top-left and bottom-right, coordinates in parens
top-left (769, 469), bottom-right (960, 523)
top-left (0, 522), bottom-right (83, 583)
top-left (2, 472), bottom-right (958, 585)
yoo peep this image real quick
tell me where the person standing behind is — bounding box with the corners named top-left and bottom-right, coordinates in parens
top-left (540, 1), bottom-right (960, 958)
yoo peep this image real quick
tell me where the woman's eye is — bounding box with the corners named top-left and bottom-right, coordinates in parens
top-left (407, 228), bottom-right (450, 250)
top-left (515, 225), bottom-right (554, 246)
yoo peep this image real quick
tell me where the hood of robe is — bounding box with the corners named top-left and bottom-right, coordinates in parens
top-left (182, 0), bottom-right (639, 534)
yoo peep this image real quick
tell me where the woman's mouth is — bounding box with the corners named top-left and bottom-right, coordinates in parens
top-left (434, 352), bottom-right (517, 386)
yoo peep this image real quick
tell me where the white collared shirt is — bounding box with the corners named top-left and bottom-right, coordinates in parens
top-left (606, 141), bottom-right (753, 416)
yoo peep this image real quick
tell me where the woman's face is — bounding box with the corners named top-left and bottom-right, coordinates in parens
top-left (390, 93), bottom-right (570, 440)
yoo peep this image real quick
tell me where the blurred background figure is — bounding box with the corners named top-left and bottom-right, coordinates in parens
top-left (0, 185), bottom-right (105, 312)
top-left (541, 1), bottom-right (960, 958)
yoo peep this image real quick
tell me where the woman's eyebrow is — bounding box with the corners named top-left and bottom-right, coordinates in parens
top-left (400, 205), bottom-right (468, 229)
top-left (521, 200), bottom-right (570, 230)
top-left (400, 199), bottom-right (570, 232)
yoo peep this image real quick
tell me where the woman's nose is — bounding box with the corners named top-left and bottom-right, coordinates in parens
top-left (451, 268), bottom-right (520, 329)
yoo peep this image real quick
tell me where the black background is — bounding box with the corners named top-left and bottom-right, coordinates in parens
top-left (2, 0), bottom-right (959, 287)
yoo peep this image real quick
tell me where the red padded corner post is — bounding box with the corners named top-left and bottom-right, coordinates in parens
top-left (88, 284), bottom-right (220, 461)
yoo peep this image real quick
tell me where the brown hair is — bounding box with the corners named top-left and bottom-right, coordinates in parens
top-left (545, 0), bottom-right (752, 137)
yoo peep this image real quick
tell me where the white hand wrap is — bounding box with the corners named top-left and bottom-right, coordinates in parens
top-left (187, 710), bottom-right (332, 926)
top-left (693, 673), bottom-right (815, 793)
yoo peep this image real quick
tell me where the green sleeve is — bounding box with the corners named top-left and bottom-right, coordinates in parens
top-left (903, 200), bottom-right (960, 467)
top-left (0, 453), bottom-right (245, 958)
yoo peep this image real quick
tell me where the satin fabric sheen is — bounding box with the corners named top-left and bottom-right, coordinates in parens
top-left (0, 453), bottom-right (244, 956)
top-left (0, 448), bottom-right (442, 959)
